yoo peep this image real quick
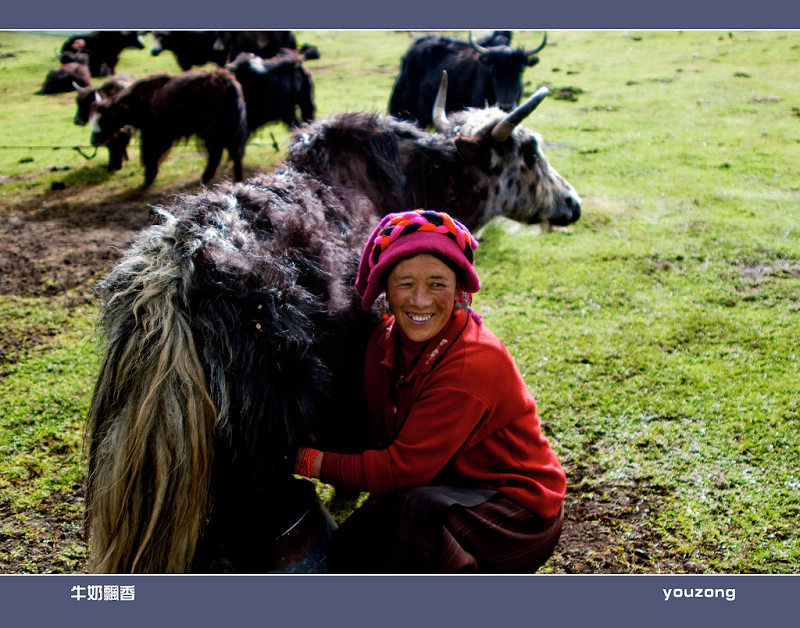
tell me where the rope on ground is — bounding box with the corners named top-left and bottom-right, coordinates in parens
top-left (73, 146), bottom-right (98, 160)
top-left (0, 141), bottom-right (283, 152)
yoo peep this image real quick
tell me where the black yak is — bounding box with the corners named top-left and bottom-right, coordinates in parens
top-left (150, 31), bottom-right (228, 71)
top-left (389, 31), bottom-right (547, 128)
top-left (61, 31), bottom-right (144, 77)
top-left (38, 61), bottom-right (91, 94)
top-left (89, 69), bottom-right (248, 185)
top-left (218, 30), bottom-right (298, 61)
top-left (85, 75), bottom-right (580, 573)
top-left (74, 74), bottom-right (136, 171)
top-left (151, 31), bottom-right (317, 72)
top-left (225, 52), bottom-right (315, 133)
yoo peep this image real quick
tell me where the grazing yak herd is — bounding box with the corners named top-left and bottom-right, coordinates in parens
top-left (38, 30), bottom-right (565, 189)
top-left (41, 30), bottom-right (317, 183)
top-left (37, 30), bottom-right (583, 573)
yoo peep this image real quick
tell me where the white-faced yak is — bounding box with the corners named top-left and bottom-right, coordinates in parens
top-left (85, 75), bottom-right (581, 573)
top-left (74, 74), bottom-right (137, 172)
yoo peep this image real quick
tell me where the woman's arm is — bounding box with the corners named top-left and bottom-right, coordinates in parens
top-left (316, 384), bottom-right (490, 494)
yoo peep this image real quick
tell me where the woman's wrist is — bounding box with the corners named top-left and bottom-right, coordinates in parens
top-left (295, 447), bottom-right (323, 478)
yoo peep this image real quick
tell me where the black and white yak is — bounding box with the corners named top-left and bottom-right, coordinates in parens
top-left (85, 75), bottom-right (581, 573)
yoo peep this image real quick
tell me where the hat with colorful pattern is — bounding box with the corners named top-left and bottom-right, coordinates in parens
top-left (356, 209), bottom-right (480, 312)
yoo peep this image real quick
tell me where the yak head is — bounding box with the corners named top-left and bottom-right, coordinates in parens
top-left (470, 32), bottom-right (546, 112)
top-left (89, 97), bottom-right (129, 147)
top-left (431, 71), bottom-right (581, 230)
top-left (74, 86), bottom-right (101, 126)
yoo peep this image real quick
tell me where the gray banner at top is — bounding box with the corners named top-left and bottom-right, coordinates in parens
top-left (2, 0), bottom-right (799, 29)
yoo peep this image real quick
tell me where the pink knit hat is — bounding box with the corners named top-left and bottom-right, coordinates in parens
top-left (356, 209), bottom-right (480, 312)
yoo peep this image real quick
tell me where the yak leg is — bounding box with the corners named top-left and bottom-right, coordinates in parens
top-left (228, 145), bottom-right (244, 182)
top-left (140, 133), bottom-right (164, 186)
top-left (202, 144), bottom-right (223, 184)
top-left (106, 132), bottom-right (130, 172)
top-left (283, 102), bottom-right (300, 128)
top-left (106, 146), bottom-right (123, 172)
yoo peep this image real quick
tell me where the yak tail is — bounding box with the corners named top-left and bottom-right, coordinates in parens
top-left (86, 209), bottom-right (215, 573)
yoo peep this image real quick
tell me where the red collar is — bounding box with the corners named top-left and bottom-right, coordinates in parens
top-left (377, 309), bottom-right (471, 381)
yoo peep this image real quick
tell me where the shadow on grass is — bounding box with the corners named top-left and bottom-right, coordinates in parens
top-left (57, 162), bottom-right (119, 187)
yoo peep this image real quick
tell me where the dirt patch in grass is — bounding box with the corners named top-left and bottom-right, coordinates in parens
top-left (0, 188), bottom-right (171, 300)
top-left (0, 469), bottom-right (691, 574)
top-left (550, 467), bottom-right (703, 574)
top-left (0, 179), bottom-right (189, 370)
top-left (740, 260), bottom-right (800, 283)
top-left (0, 487), bottom-right (87, 574)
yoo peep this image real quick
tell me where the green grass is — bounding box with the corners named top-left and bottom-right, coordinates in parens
top-left (0, 297), bottom-right (97, 504)
top-left (1, 29), bottom-right (799, 573)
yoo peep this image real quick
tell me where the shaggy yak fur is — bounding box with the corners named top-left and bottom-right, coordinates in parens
top-left (86, 89), bottom-right (581, 573)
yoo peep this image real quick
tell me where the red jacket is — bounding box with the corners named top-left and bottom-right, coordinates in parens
top-left (320, 309), bottom-right (566, 518)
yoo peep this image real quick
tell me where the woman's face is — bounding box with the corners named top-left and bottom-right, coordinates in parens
top-left (386, 254), bottom-right (457, 342)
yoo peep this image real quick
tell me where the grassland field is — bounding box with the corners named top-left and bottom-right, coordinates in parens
top-left (0, 29), bottom-right (798, 573)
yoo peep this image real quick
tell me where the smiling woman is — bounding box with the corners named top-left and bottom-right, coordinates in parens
top-left (386, 254), bottom-right (457, 342)
top-left (294, 209), bottom-right (566, 573)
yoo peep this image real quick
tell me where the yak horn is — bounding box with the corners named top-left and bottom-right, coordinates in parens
top-left (490, 85), bottom-right (549, 142)
top-left (432, 71), bottom-right (449, 131)
top-left (468, 31), bottom-right (491, 55)
top-left (528, 31), bottom-right (548, 57)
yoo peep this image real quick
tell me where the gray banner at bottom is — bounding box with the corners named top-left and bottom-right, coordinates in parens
top-left (1, 574), bottom-right (795, 627)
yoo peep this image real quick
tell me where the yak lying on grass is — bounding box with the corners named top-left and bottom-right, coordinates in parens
top-left (38, 61), bottom-right (91, 94)
top-left (86, 76), bottom-right (581, 573)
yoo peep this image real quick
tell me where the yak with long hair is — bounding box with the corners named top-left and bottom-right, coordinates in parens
top-left (85, 76), bottom-right (581, 573)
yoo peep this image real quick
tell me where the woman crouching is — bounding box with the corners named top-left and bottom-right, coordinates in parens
top-left (295, 209), bottom-right (566, 573)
